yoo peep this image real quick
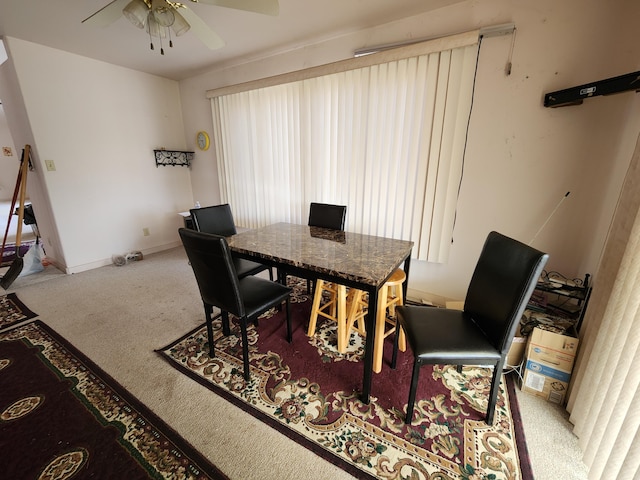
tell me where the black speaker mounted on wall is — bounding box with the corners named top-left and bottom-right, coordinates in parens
top-left (544, 70), bottom-right (640, 108)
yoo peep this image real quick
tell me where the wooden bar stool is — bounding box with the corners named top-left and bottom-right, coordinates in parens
top-left (345, 269), bottom-right (407, 373)
top-left (307, 280), bottom-right (350, 353)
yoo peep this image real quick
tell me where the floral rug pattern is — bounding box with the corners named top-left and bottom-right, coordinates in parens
top-left (159, 281), bottom-right (530, 480)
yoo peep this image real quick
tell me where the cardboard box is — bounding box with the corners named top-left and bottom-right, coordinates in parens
top-left (506, 329), bottom-right (526, 367)
top-left (521, 326), bottom-right (579, 404)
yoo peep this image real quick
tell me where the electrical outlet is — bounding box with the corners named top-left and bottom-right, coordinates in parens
top-left (143, 227), bottom-right (150, 236)
top-left (45, 160), bottom-right (56, 171)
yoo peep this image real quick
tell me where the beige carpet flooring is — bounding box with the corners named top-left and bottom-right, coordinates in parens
top-left (2, 247), bottom-right (589, 480)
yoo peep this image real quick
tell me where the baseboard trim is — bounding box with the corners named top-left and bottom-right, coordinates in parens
top-left (65, 241), bottom-right (182, 274)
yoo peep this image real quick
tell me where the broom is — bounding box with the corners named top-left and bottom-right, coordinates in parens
top-left (1, 145), bottom-right (30, 289)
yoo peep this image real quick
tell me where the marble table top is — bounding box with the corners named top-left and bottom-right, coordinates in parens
top-left (227, 223), bottom-right (414, 287)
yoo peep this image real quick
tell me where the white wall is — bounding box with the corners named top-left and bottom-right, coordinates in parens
top-left (180, 0), bottom-right (640, 302)
top-left (0, 104), bottom-right (19, 201)
top-left (0, 40), bottom-right (17, 202)
top-left (1, 37), bottom-right (193, 273)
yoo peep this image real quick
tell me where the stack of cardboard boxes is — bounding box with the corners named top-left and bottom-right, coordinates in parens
top-left (520, 325), bottom-right (579, 404)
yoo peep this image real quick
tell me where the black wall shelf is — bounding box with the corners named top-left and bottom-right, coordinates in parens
top-left (154, 150), bottom-right (194, 167)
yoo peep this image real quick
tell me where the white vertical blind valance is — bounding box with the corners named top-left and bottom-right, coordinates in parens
top-left (210, 31), bottom-right (479, 262)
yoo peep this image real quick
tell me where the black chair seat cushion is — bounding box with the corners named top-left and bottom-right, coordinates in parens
top-left (238, 276), bottom-right (292, 319)
top-left (397, 306), bottom-right (502, 365)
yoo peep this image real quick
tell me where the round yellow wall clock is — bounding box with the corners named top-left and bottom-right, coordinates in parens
top-left (196, 131), bottom-right (210, 151)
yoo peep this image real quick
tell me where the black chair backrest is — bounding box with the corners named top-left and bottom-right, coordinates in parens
top-left (179, 228), bottom-right (245, 318)
top-left (464, 231), bottom-right (549, 353)
top-left (308, 202), bottom-right (347, 231)
top-left (190, 204), bottom-right (238, 237)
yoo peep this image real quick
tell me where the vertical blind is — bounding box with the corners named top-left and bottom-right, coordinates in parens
top-left (209, 32), bottom-right (479, 262)
top-left (567, 134), bottom-right (640, 480)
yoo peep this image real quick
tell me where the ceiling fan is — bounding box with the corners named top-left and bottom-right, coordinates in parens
top-left (82, 0), bottom-right (279, 53)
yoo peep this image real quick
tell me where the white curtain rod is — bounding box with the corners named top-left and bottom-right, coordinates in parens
top-left (353, 23), bottom-right (516, 57)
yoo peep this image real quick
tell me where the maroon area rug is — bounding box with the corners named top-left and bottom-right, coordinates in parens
top-left (0, 320), bottom-right (229, 479)
top-left (0, 293), bottom-right (38, 331)
top-left (158, 280), bottom-right (533, 479)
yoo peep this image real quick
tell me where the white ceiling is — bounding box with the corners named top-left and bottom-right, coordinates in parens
top-left (0, 0), bottom-right (463, 81)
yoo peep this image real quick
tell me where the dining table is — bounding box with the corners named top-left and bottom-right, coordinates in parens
top-left (226, 222), bottom-right (414, 404)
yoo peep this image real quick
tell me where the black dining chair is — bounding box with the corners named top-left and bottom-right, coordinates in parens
top-left (308, 202), bottom-right (347, 230)
top-left (303, 202), bottom-right (347, 294)
top-left (190, 203), bottom-right (273, 281)
top-left (392, 231), bottom-right (548, 425)
top-left (179, 228), bottom-right (292, 381)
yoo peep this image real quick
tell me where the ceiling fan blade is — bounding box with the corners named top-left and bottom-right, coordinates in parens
top-left (190, 0), bottom-right (279, 16)
top-left (178, 7), bottom-right (225, 50)
top-left (82, 0), bottom-right (132, 27)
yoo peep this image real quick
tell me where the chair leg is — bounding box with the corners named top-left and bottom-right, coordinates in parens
top-left (391, 318), bottom-right (400, 369)
top-left (393, 283), bottom-right (407, 351)
top-left (240, 317), bottom-right (251, 381)
top-left (276, 270), bottom-right (286, 311)
top-left (285, 298), bottom-right (292, 343)
top-left (307, 280), bottom-right (325, 336)
top-left (373, 287), bottom-right (389, 373)
top-left (310, 279), bottom-right (317, 300)
top-left (222, 311), bottom-right (231, 337)
top-left (344, 289), bottom-right (366, 345)
top-left (486, 360), bottom-right (505, 425)
top-left (405, 360), bottom-right (422, 424)
top-left (335, 285), bottom-right (348, 353)
top-left (205, 304), bottom-right (215, 357)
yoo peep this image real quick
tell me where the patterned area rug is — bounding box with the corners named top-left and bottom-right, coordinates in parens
top-left (158, 280), bottom-right (532, 480)
top-left (0, 293), bottom-right (38, 331)
top-left (0, 320), bottom-right (229, 479)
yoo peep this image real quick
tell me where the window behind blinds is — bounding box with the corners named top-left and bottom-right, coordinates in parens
top-left (209, 31), bottom-right (479, 262)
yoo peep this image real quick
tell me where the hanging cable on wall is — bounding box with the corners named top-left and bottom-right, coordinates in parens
top-left (505, 27), bottom-right (517, 75)
top-left (478, 23), bottom-right (516, 76)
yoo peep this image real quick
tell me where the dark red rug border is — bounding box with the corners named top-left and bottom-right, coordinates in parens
top-left (157, 321), bottom-right (534, 480)
top-left (19, 320), bottom-right (230, 480)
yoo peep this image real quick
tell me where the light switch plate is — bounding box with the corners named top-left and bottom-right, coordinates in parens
top-left (45, 160), bottom-right (56, 171)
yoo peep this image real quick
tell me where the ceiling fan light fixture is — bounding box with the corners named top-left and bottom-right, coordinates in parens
top-left (145, 10), bottom-right (169, 38)
top-left (153, 6), bottom-right (175, 27)
top-left (122, 0), bottom-right (149, 29)
top-left (171, 10), bottom-right (190, 36)
top-left (145, 6), bottom-right (179, 54)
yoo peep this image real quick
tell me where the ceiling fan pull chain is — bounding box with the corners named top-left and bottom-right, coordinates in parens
top-left (148, 26), bottom-right (154, 51)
